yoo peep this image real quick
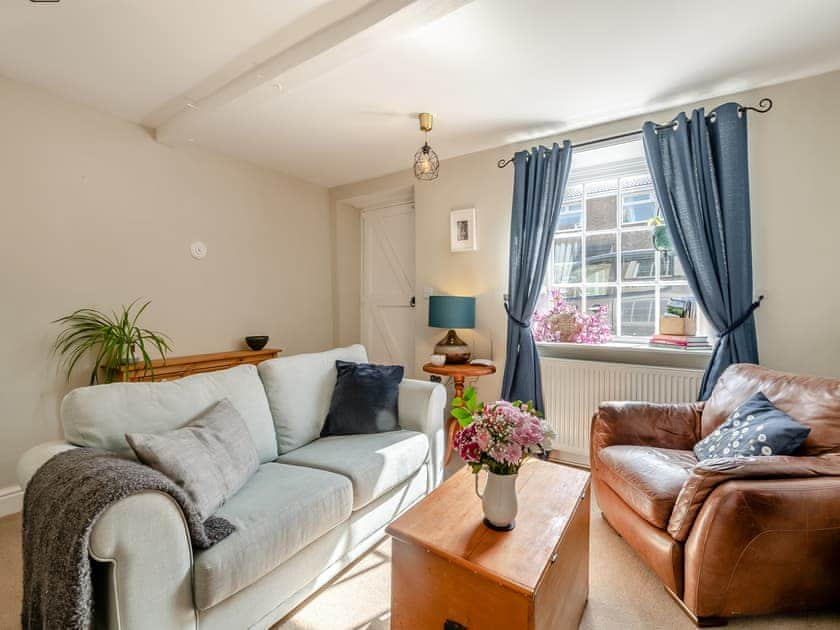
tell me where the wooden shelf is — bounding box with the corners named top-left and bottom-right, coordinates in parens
top-left (110, 348), bottom-right (282, 382)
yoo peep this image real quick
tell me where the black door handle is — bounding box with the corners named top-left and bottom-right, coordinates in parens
top-left (409, 296), bottom-right (416, 308)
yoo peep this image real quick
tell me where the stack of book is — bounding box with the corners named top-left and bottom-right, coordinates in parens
top-left (649, 334), bottom-right (712, 350)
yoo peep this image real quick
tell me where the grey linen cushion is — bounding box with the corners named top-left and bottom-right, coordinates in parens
top-left (125, 398), bottom-right (259, 521)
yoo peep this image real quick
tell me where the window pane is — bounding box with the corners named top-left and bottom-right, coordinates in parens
top-left (621, 230), bottom-right (655, 281)
top-left (585, 286), bottom-right (617, 334)
top-left (585, 180), bottom-right (617, 230)
top-left (621, 285), bottom-right (656, 337)
top-left (659, 250), bottom-right (685, 280)
top-left (622, 190), bottom-right (657, 224)
top-left (585, 233), bottom-right (616, 282)
top-left (557, 201), bottom-right (582, 231)
top-left (553, 236), bottom-right (582, 283)
top-left (659, 285), bottom-right (693, 331)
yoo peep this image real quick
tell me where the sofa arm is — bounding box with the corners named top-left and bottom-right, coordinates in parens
top-left (19, 443), bottom-right (197, 629)
top-left (17, 441), bottom-right (79, 489)
top-left (399, 379), bottom-right (447, 488)
top-left (683, 476), bottom-right (840, 618)
top-left (590, 401), bottom-right (703, 467)
top-left (89, 491), bottom-right (197, 629)
top-left (668, 453), bottom-right (840, 541)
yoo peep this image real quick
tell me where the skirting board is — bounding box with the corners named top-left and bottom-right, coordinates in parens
top-left (0, 485), bottom-right (23, 517)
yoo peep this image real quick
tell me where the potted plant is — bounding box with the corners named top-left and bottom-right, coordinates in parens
top-left (53, 299), bottom-right (172, 384)
top-left (451, 388), bottom-right (552, 531)
top-left (649, 216), bottom-right (673, 252)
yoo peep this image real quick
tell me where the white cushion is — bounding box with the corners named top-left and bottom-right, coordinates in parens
top-left (258, 344), bottom-right (368, 454)
top-left (276, 430), bottom-right (429, 510)
top-left (61, 364), bottom-right (278, 463)
top-left (193, 462), bottom-right (353, 609)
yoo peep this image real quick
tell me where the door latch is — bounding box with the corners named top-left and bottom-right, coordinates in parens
top-left (409, 296), bottom-right (416, 308)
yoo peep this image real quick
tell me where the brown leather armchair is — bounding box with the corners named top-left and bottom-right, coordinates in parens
top-left (590, 364), bottom-right (840, 625)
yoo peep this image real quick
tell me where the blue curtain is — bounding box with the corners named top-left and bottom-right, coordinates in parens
top-left (501, 141), bottom-right (572, 410)
top-left (642, 103), bottom-right (761, 400)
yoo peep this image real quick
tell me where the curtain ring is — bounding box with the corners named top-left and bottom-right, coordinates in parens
top-left (672, 120), bottom-right (679, 130)
top-left (709, 113), bottom-right (717, 123)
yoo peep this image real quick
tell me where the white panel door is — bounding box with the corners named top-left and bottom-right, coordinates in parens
top-left (361, 203), bottom-right (415, 370)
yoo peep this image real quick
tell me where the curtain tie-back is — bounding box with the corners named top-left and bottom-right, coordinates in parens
top-left (504, 302), bottom-right (530, 328)
top-left (719, 295), bottom-right (764, 337)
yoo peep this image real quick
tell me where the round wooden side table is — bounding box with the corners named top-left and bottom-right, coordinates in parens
top-left (422, 362), bottom-right (497, 465)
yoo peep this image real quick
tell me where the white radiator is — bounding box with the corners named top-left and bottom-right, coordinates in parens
top-left (540, 357), bottom-right (704, 466)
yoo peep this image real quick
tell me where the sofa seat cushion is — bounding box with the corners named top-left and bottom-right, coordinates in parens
top-left (276, 430), bottom-right (429, 510)
top-left (598, 445), bottom-right (697, 529)
top-left (193, 462), bottom-right (352, 610)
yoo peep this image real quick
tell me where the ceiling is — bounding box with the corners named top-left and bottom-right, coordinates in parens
top-left (2, 0), bottom-right (840, 187)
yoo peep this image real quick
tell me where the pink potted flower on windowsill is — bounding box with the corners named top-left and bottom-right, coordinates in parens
top-left (532, 289), bottom-right (612, 344)
top-left (451, 388), bottom-right (553, 531)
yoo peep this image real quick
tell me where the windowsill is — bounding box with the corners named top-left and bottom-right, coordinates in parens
top-left (536, 340), bottom-right (712, 370)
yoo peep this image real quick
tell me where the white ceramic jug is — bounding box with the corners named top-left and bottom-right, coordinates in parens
top-left (474, 470), bottom-right (518, 531)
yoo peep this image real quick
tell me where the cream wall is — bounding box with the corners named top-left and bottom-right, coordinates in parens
top-left (330, 69), bottom-right (840, 403)
top-left (330, 201), bottom-right (362, 347)
top-left (0, 77), bottom-right (333, 490)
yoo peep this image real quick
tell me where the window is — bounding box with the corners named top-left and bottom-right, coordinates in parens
top-left (543, 140), bottom-right (701, 340)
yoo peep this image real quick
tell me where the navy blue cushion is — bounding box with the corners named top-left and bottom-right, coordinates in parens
top-left (321, 360), bottom-right (403, 436)
top-left (693, 392), bottom-right (810, 461)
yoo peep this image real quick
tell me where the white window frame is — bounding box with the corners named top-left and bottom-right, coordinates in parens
top-left (544, 152), bottom-right (704, 342)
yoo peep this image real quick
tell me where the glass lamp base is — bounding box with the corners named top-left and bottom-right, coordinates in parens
top-left (434, 329), bottom-right (471, 364)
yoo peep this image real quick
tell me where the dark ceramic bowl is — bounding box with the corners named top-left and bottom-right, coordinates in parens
top-left (245, 336), bottom-right (269, 351)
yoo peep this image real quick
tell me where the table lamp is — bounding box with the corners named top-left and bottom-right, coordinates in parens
top-left (428, 295), bottom-right (475, 364)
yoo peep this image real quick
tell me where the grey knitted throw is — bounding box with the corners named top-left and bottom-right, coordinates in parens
top-left (22, 448), bottom-right (235, 630)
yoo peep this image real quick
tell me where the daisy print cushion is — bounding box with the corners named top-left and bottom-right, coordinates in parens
top-left (693, 392), bottom-right (811, 462)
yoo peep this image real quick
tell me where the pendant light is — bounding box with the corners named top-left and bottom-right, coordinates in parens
top-left (413, 112), bottom-right (439, 181)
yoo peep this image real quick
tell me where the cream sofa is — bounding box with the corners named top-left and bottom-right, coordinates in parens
top-left (17, 345), bottom-right (446, 629)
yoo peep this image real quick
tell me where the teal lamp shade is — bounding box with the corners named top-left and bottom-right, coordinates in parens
top-left (428, 295), bottom-right (475, 329)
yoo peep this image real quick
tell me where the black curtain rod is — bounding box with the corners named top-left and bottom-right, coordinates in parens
top-left (496, 98), bottom-right (773, 169)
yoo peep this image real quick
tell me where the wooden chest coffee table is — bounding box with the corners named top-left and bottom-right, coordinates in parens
top-left (387, 460), bottom-right (590, 630)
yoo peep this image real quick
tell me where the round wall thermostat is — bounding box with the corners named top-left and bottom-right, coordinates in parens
top-left (190, 241), bottom-right (207, 259)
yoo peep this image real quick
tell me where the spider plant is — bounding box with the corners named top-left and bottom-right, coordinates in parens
top-left (53, 300), bottom-right (172, 384)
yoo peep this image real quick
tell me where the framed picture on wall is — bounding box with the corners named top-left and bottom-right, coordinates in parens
top-left (450, 207), bottom-right (478, 252)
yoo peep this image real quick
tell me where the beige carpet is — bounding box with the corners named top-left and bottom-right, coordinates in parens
top-left (1, 508), bottom-right (837, 630)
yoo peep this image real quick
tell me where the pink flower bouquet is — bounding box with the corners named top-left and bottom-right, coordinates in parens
top-left (451, 388), bottom-right (553, 475)
top-left (532, 289), bottom-right (612, 344)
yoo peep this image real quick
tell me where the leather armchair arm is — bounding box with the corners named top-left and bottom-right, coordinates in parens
top-left (668, 453), bottom-right (840, 541)
top-left (683, 475), bottom-right (840, 618)
top-left (590, 401), bottom-right (703, 467)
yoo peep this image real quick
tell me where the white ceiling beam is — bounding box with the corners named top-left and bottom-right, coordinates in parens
top-left (154, 0), bottom-right (472, 145)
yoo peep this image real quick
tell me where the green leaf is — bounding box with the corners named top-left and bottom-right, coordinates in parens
top-left (451, 397), bottom-right (464, 408)
top-left (451, 407), bottom-right (472, 421)
top-left (457, 416), bottom-right (474, 428)
top-left (463, 387), bottom-right (476, 401)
